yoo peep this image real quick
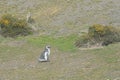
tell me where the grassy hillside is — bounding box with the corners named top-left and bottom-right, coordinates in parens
top-left (0, 0), bottom-right (120, 80)
top-left (0, 35), bottom-right (120, 80)
top-left (0, 0), bottom-right (120, 36)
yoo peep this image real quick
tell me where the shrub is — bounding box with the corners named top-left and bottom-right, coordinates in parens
top-left (0, 14), bottom-right (32, 37)
top-left (75, 24), bottom-right (120, 47)
top-left (75, 33), bottom-right (90, 47)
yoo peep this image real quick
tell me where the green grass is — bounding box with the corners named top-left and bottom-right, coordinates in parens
top-left (90, 44), bottom-right (120, 63)
top-left (26, 35), bottom-right (78, 52)
top-left (0, 0), bottom-right (120, 79)
top-left (0, 35), bottom-right (120, 80)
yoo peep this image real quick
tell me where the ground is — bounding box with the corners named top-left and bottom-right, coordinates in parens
top-left (0, 36), bottom-right (120, 80)
top-left (0, 0), bottom-right (120, 36)
top-left (0, 0), bottom-right (120, 80)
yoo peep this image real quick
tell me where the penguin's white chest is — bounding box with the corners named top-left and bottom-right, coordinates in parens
top-left (47, 49), bottom-right (50, 56)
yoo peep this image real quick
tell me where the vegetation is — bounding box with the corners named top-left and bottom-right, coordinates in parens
top-left (0, 14), bottom-right (32, 37)
top-left (0, 0), bottom-right (120, 80)
top-left (0, 35), bottom-right (120, 80)
top-left (27, 35), bottom-right (77, 52)
top-left (75, 24), bottom-right (120, 47)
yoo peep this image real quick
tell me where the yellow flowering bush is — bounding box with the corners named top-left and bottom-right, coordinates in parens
top-left (75, 24), bottom-right (120, 47)
top-left (0, 14), bottom-right (32, 37)
top-left (1, 19), bottom-right (9, 25)
top-left (88, 24), bottom-right (107, 38)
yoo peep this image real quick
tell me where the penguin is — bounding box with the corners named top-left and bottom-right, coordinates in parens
top-left (38, 45), bottom-right (50, 62)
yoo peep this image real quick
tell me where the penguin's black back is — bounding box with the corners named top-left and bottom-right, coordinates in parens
top-left (39, 48), bottom-right (48, 59)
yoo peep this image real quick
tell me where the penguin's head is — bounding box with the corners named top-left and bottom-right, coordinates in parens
top-left (46, 45), bottom-right (51, 49)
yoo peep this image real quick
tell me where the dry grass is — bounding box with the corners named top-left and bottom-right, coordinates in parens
top-left (0, 0), bottom-right (120, 79)
top-left (0, 0), bottom-right (120, 36)
top-left (0, 36), bottom-right (120, 80)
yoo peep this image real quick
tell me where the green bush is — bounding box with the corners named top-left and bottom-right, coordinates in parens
top-left (75, 24), bottom-right (120, 47)
top-left (0, 14), bottom-right (32, 37)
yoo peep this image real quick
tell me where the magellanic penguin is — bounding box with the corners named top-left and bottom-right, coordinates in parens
top-left (38, 45), bottom-right (50, 62)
